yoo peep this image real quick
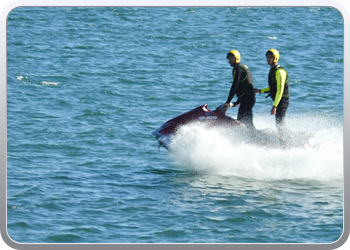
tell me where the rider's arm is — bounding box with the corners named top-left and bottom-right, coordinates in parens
top-left (260, 87), bottom-right (270, 93)
top-left (226, 67), bottom-right (243, 104)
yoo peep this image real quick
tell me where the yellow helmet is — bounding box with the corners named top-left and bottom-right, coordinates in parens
top-left (227, 50), bottom-right (241, 64)
top-left (266, 49), bottom-right (279, 63)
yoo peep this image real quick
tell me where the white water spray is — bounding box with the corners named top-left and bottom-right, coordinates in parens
top-left (167, 116), bottom-right (343, 181)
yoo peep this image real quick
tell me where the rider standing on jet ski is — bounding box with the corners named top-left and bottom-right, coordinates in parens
top-left (223, 50), bottom-right (256, 132)
top-left (254, 49), bottom-right (290, 140)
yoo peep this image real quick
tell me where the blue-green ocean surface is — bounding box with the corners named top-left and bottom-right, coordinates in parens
top-left (7, 7), bottom-right (343, 243)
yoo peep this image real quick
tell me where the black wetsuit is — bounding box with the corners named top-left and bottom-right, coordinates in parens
top-left (226, 63), bottom-right (256, 131)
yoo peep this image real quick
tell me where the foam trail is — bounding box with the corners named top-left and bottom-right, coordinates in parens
top-left (168, 116), bottom-right (343, 181)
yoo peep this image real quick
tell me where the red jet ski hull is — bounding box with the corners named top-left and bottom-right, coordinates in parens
top-left (152, 104), bottom-right (243, 148)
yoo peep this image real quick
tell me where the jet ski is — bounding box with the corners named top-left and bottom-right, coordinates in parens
top-left (151, 103), bottom-right (244, 149)
top-left (152, 103), bottom-right (316, 150)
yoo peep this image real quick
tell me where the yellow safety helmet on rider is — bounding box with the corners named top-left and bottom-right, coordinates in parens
top-left (266, 49), bottom-right (279, 63)
top-left (227, 50), bottom-right (241, 64)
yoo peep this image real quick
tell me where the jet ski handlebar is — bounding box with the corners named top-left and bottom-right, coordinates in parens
top-left (217, 103), bottom-right (234, 115)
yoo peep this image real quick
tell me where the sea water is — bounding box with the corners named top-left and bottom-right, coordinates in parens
top-left (7, 7), bottom-right (343, 243)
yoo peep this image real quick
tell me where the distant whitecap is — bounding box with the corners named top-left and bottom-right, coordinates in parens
top-left (40, 81), bottom-right (59, 86)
